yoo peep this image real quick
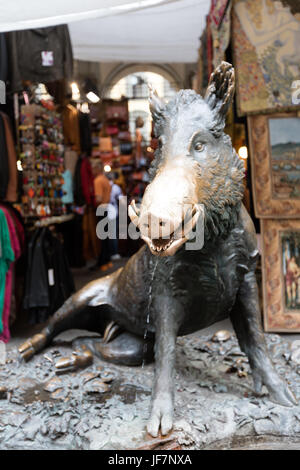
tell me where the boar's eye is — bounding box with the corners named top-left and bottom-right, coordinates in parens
top-left (194, 142), bottom-right (204, 152)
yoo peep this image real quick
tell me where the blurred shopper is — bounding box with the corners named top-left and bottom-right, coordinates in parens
top-left (92, 161), bottom-right (112, 271)
top-left (107, 172), bottom-right (122, 260)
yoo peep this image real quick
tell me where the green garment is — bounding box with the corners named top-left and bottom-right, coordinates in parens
top-left (0, 209), bottom-right (14, 333)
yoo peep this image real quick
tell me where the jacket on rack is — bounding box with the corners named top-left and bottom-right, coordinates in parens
top-left (6, 25), bottom-right (73, 92)
top-left (23, 227), bottom-right (75, 324)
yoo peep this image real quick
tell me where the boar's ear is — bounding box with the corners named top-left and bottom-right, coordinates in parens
top-left (204, 61), bottom-right (235, 131)
top-left (148, 83), bottom-right (165, 122)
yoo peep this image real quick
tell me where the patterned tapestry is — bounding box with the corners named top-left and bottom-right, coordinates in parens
top-left (232, 0), bottom-right (300, 116)
top-left (210, 0), bottom-right (232, 69)
top-left (197, 0), bottom-right (231, 95)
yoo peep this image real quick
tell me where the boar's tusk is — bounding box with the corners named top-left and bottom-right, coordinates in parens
top-left (128, 200), bottom-right (140, 226)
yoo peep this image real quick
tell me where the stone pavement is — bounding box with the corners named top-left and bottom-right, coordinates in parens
top-left (1, 261), bottom-right (300, 450)
top-left (1, 326), bottom-right (300, 450)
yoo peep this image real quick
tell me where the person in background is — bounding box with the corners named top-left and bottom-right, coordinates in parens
top-left (92, 160), bottom-right (112, 272)
top-left (107, 172), bottom-right (123, 260)
top-left (135, 116), bottom-right (144, 168)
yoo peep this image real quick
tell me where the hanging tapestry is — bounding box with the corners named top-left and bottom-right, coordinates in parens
top-left (232, 0), bottom-right (300, 116)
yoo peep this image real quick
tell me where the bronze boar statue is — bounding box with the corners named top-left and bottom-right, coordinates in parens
top-left (19, 62), bottom-right (297, 437)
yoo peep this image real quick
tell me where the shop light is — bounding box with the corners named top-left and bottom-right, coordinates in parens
top-left (71, 82), bottom-right (80, 101)
top-left (81, 102), bottom-right (90, 113)
top-left (238, 146), bottom-right (248, 159)
top-left (86, 91), bottom-right (100, 103)
top-left (17, 160), bottom-right (23, 171)
top-left (35, 83), bottom-right (52, 101)
top-left (104, 165), bottom-right (112, 172)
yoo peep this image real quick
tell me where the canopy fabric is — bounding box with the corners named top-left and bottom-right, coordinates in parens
top-left (0, 0), bottom-right (210, 63)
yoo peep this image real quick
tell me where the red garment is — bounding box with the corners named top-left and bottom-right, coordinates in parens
top-left (0, 207), bottom-right (21, 342)
top-left (80, 157), bottom-right (95, 206)
top-left (0, 203), bottom-right (25, 251)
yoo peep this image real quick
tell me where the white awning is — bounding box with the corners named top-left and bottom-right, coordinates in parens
top-left (0, 0), bottom-right (209, 63)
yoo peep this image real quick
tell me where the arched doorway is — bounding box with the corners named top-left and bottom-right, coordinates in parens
top-left (105, 70), bottom-right (178, 144)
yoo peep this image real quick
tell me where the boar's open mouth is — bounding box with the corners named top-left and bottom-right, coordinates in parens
top-left (149, 232), bottom-right (175, 253)
top-left (129, 201), bottom-right (203, 256)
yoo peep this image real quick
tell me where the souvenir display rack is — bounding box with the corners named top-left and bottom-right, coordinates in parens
top-left (90, 99), bottom-right (133, 167)
top-left (19, 102), bottom-right (66, 218)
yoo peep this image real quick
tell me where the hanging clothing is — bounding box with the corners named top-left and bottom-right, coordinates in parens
top-left (0, 113), bottom-right (17, 202)
top-left (79, 111), bottom-right (92, 155)
top-left (64, 149), bottom-right (78, 178)
top-left (80, 157), bottom-right (95, 206)
top-left (82, 205), bottom-right (100, 261)
top-left (23, 227), bottom-right (75, 324)
top-left (73, 157), bottom-right (85, 206)
top-left (0, 207), bottom-right (21, 342)
top-left (0, 33), bottom-right (7, 82)
top-left (0, 202), bottom-right (25, 335)
top-left (6, 25), bottom-right (73, 93)
top-left (57, 214), bottom-right (85, 268)
top-left (0, 209), bottom-right (14, 334)
top-left (0, 202), bottom-right (25, 252)
top-left (41, 228), bottom-right (75, 317)
top-left (62, 169), bottom-right (73, 204)
top-left (62, 104), bottom-right (81, 152)
top-left (0, 114), bottom-right (9, 200)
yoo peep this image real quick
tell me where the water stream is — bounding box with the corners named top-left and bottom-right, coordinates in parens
top-left (142, 257), bottom-right (158, 368)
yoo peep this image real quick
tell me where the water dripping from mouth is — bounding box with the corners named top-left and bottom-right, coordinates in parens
top-left (142, 258), bottom-right (158, 369)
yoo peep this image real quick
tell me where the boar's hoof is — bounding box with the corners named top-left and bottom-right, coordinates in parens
top-left (18, 333), bottom-right (47, 362)
top-left (147, 394), bottom-right (173, 437)
top-left (253, 368), bottom-right (298, 407)
top-left (55, 346), bottom-right (93, 374)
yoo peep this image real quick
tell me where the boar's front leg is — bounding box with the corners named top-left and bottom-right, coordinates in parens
top-left (230, 271), bottom-right (297, 406)
top-left (147, 294), bottom-right (183, 437)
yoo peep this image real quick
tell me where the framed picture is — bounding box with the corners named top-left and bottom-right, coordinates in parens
top-left (232, 0), bottom-right (300, 116)
top-left (248, 113), bottom-right (300, 218)
top-left (261, 219), bottom-right (300, 332)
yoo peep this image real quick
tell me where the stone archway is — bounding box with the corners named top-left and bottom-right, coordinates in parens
top-left (100, 63), bottom-right (182, 98)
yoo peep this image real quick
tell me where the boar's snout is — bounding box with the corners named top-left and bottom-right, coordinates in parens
top-left (128, 166), bottom-right (203, 256)
top-left (139, 210), bottom-right (182, 242)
